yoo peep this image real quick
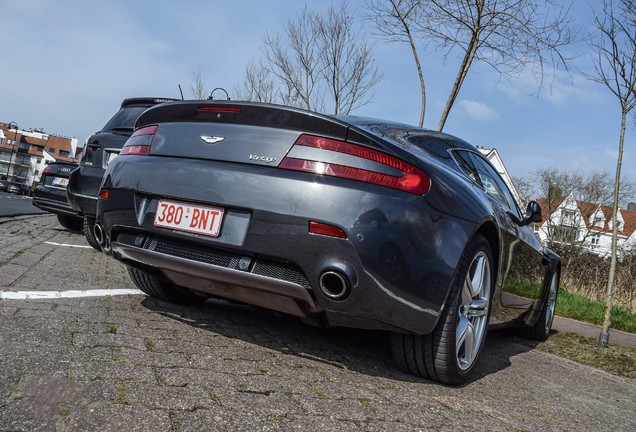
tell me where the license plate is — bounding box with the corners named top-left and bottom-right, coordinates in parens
top-left (154, 199), bottom-right (224, 237)
top-left (52, 177), bottom-right (69, 187)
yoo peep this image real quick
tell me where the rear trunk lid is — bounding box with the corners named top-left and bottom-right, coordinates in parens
top-left (135, 102), bottom-right (355, 166)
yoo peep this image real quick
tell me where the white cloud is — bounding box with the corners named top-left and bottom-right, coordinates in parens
top-left (457, 100), bottom-right (499, 121)
top-left (495, 67), bottom-right (604, 107)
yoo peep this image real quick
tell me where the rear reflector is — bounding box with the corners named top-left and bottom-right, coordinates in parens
top-left (309, 221), bottom-right (347, 239)
top-left (279, 134), bottom-right (430, 195)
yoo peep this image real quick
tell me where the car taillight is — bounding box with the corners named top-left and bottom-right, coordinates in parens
top-left (278, 134), bottom-right (430, 195)
top-left (42, 166), bottom-right (54, 176)
top-left (120, 145), bottom-right (151, 156)
top-left (120, 125), bottom-right (158, 156)
top-left (198, 105), bottom-right (241, 113)
top-left (98, 188), bottom-right (110, 200)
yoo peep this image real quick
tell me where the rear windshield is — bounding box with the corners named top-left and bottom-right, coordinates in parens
top-left (100, 105), bottom-right (153, 133)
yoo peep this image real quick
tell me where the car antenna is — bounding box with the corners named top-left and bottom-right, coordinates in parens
top-left (209, 88), bottom-right (230, 100)
top-left (178, 84), bottom-right (185, 100)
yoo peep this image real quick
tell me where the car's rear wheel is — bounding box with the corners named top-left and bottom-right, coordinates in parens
top-left (520, 270), bottom-right (559, 341)
top-left (56, 214), bottom-right (83, 232)
top-left (126, 266), bottom-right (207, 305)
top-left (83, 216), bottom-right (102, 251)
top-left (391, 234), bottom-right (493, 385)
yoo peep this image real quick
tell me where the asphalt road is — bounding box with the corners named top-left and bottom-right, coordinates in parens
top-left (1, 214), bottom-right (635, 431)
top-left (0, 191), bottom-right (45, 217)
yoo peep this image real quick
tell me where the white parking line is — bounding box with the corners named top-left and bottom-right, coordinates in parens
top-left (0, 289), bottom-right (144, 300)
top-left (45, 241), bottom-right (93, 249)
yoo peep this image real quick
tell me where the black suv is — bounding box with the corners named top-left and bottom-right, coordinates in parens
top-left (32, 162), bottom-right (82, 230)
top-left (67, 97), bottom-right (176, 250)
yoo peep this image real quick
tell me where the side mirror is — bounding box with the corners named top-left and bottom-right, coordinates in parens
top-left (520, 200), bottom-right (542, 226)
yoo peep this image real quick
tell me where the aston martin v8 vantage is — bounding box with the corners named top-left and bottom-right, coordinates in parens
top-left (95, 101), bottom-right (560, 385)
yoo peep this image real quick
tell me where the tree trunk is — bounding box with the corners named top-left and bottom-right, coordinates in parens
top-left (436, 0), bottom-right (484, 131)
top-left (598, 108), bottom-right (626, 347)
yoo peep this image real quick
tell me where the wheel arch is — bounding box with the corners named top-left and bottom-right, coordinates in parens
top-left (474, 220), bottom-right (500, 278)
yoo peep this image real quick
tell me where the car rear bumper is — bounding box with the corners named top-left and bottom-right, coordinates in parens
top-left (32, 186), bottom-right (78, 217)
top-left (97, 157), bottom-right (476, 334)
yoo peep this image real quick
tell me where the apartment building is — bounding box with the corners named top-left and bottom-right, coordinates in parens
top-left (0, 122), bottom-right (79, 187)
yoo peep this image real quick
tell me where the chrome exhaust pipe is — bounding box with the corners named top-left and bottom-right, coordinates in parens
top-left (93, 222), bottom-right (105, 246)
top-left (319, 270), bottom-right (351, 301)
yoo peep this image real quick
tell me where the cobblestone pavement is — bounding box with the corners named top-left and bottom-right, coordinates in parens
top-left (1, 214), bottom-right (635, 432)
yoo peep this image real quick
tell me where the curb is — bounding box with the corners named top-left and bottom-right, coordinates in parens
top-left (553, 315), bottom-right (636, 349)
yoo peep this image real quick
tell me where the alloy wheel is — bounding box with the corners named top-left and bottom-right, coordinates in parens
top-left (456, 251), bottom-right (491, 371)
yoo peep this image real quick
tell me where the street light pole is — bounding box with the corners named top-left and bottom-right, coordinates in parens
top-left (5, 121), bottom-right (19, 181)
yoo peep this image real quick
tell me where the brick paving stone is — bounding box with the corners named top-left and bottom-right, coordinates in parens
top-left (1, 214), bottom-right (636, 432)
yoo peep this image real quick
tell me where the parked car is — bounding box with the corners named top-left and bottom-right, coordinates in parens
top-left (95, 101), bottom-right (560, 385)
top-left (67, 97), bottom-right (177, 250)
top-left (4, 180), bottom-right (27, 195)
top-left (32, 162), bottom-right (82, 230)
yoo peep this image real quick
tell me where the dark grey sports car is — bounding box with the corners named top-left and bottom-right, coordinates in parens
top-left (95, 101), bottom-right (560, 385)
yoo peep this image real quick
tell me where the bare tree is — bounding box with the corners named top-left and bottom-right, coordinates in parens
top-left (588, 0), bottom-right (636, 347)
top-left (366, 0), bottom-right (426, 126)
top-left (234, 60), bottom-right (277, 103)
top-left (190, 69), bottom-right (208, 100)
top-left (263, 6), bottom-right (324, 111)
top-left (315, 2), bottom-right (383, 114)
top-left (366, 0), bottom-right (577, 131)
top-left (248, 2), bottom-right (381, 114)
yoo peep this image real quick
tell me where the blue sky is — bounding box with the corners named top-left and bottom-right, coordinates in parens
top-left (0, 0), bottom-right (633, 187)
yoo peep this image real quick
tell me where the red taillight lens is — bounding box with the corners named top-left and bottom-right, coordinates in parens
top-left (279, 134), bottom-right (430, 195)
top-left (131, 125), bottom-right (159, 137)
top-left (198, 105), bottom-right (241, 113)
top-left (120, 145), bottom-right (151, 156)
top-left (120, 125), bottom-right (158, 156)
top-left (42, 166), bottom-right (54, 176)
top-left (309, 221), bottom-right (347, 239)
top-left (98, 188), bottom-right (110, 200)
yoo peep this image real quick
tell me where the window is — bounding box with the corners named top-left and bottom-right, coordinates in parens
top-left (0, 137), bottom-right (4, 144)
top-left (554, 226), bottom-right (576, 243)
top-left (49, 147), bottom-right (56, 153)
top-left (590, 234), bottom-right (600, 247)
top-left (452, 150), bottom-right (481, 185)
top-left (471, 153), bottom-right (520, 215)
top-left (561, 209), bottom-right (576, 226)
top-left (451, 149), bottom-right (521, 217)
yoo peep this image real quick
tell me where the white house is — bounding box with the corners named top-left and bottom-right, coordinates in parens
top-left (535, 192), bottom-right (636, 257)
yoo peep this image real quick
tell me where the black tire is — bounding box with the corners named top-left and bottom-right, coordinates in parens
top-left (520, 270), bottom-right (559, 341)
top-left (126, 265), bottom-right (206, 305)
top-left (57, 214), bottom-right (83, 232)
top-left (391, 234), bottom-right (494, 385)
top-left (83, 216), bottom-right (102, 251)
